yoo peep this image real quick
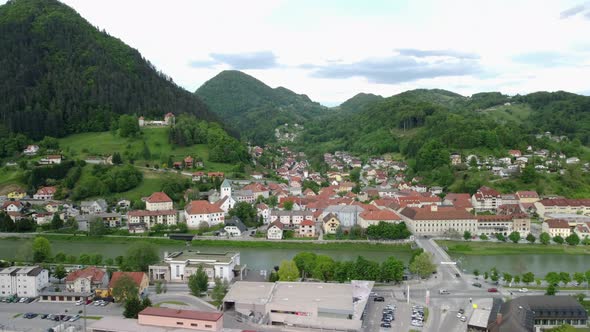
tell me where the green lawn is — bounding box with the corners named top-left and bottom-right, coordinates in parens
top-left (0, 167), bottom-right (24, 192)
top-left (58, 127), bottom-right (236, 172)
top-left (437, 240), bottom-right (590, 255)
top-left (155, 301), bottom-right (188, 307)
top-left (481, 103), bottom-right (533, 124)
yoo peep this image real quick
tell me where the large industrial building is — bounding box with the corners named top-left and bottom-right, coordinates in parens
top-left (222, 280), bottom-right (373, 331)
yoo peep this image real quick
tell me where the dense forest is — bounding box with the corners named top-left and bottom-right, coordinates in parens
top-left (195, 70), bottom-right (330, 144)
top-left (0, 0), bottom-right (223, 142)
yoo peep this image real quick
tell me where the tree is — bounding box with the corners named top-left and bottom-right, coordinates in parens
top-left (545, 284), bottom-right (557, 296)
top-left (188, 274), bottom-right (201, 297)
top-left (111, 152), bottom-right (123, 165)
top-left (508, 231), bottom-right (521, 243)
top-left (78, 254), bottom-right (91, 265)
top-left (526, 233), bottom-right (536, 243)
top-left (54, 252), bottom-right (66, 263)
top-left (380, 257), bottom-right (404, 283)
top-left (484, 272), bottom-right (489, 280)
top-left (293, 252), bottom-right (317, 279)
top-left (283, 201), bottom-right (294, 211)
top-left (473, 269), bottom-right (480, 277)
top-left (520, 163), bottom-right (537, 184)
top-left (573, 272), bottom-right (585, 286)
top-left (335, 226), bottom-right (344, 239)
top-left (503, 273), bottom-right (513, 285)
top-left (495, 233), bottom-right (506, 242)
top-left (50, 214), bottom-right (64, 230)
top-left (123, 242), bottom-right (159, 271)
top-left (155, 281), bottom-right (163, 294)
top-left (522, 272), bottom-right (535, 285)
top-left (54, 265), bottom-right (67, 283)
top-left (312, 255), bottom-right (335, 282)
top-left (479, 234), bottom-right (489, 240)
top-left (565, 232), bottom-right (580, 246)
top-left (514, 275), bottom-right (521, 284)
top-left (32, 237), bottom-right (52, 262)
top-left (463, 231), bottom-right (472, 241)
top-left (278, 260), bottom-right (300, 281)
top-left (540, 232), bottom-right (551, 245)
top-left (545, 272), bottom-right (561, 286)
top-left (141, 296), bottom-right (152, 309)
top-left (123, 296), bottom-right (143, 318)
top-left (112, 274), bottom-right (139, 303)
top-left (195, 265), bottom-right (209, 296)
top-left (559, 272), bottom-right (571, 286)
top-left (545, 325), bottom-right (580, 332)
top-left (490, 267), bottom-right (500, 282)
top-left (409, 252), bottom-right (436, 279)
top-left (553, 235), bottom-right (564, 244)
top-left (228, 202), bottom-right (258, 227)
top-left (89, 218), bottom-right (107, 236)
top-left (119, 115), bottom-right (140, 138)
top-left (211, 277), bottom-right (229, 307)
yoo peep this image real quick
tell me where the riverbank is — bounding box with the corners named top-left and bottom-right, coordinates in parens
top-left (437, 240), bottom-right (590, 255)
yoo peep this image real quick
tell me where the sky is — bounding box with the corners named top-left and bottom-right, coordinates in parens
top-left (5, 0), bottom-right (590, 106)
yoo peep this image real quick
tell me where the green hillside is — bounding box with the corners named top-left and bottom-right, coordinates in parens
top-left (0, 0), bottom-right (221, 144)
top-left (196, 70), bottom-right (329, 144)
top-left (336, 93), bottom-right (384, 113)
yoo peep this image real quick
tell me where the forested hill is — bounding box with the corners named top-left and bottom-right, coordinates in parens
top-left (195, 70), bottom-right (329, 144)
top-left (0, 0), bottom-right (220, 140)
top-left (298, 88), bottom-right (590, 163)
top-left (336, 93), bottom-right (383, 113)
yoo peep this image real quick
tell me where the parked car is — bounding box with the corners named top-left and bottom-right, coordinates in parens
top-left (69, 315), bottom-right (80, 322)
top-left (75, 300), bottom-right (84, 306)
top-left (380, 322), bottom-right (392, 328)
top-left (374, 296), bottom-right (385, 302)
top-left (439, 289), bottom-right (450, 294)
top-left (40, 314), bottom-right (48, 319)
top-left (487, 288), bottom-right (498, 293)
top-left (19, 297), bottom-right (27, 303)
top-left (518, 288), bottom-right (528, 293)
top-left (472, 282), bottom-right (482, 288)
top-left (460, 315), bottom-right (467, 322)
top-left (458, 308), bottom-right (465, 314)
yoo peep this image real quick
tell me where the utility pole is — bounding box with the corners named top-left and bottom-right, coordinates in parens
top-left (83, 295), bottom-right (87, 332)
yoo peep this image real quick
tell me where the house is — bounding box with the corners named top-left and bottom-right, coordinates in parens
top-left (269, 210), bottom-right (314, 229)
top-left (471, 186), bottom-right (502, 212)
top-left (2, 201), bottom-right (23, 213)
top-left (208, 172), bottom-right (225, 179)
top-left (399, 205), bottom-right (477, 236)
top-left (45, 202), bottom-right (60, 213)
top-left (0, 266), bottom-right (48, 298)
top-left (322, 213), bottom-right (341, 234)
top-left (487, 296), bottom-right (587, 332)
top-left (23, 145), bottom-right (39, 155)
top-left (450, 153), bottom-right (462, 165)
top-left (127, 210), bottom-right (177, 230)
top-left (138, 307), bottom-right (223, 332)
top-left (145, 192), bottom-right (173, 211)
top-left (81, 199), bottom-right (108, 214)
top-left (508, 150), bottom-right (522, 158)
top-left (65, 266), bottom-right (109, 293)
top-left (515, 191), bottom-right (539, 203)
top-left (148, 251), bottom-right (241, 284)
top-left (224, 217), bottom-right (247, 237)
top-left (164, 112), bottom-right (175, 125)
top-left (184, 200), bottom-right (224, 228)
top-left (256, 203), bottom-right (270, 224)
top-left (358, 210), bottom-right (401, 228)
top-left (566, 157), bottom-right (580, 164)
top-left (501, 194), bottom-right (518, 205)
top-left (267, 221), bottom-right (284, 240)
top-left (184, 156), bottom-right (194, 168)
top-left (43, 155), bottom-right (62, 165)
top-left (117, 200), bottom-right (131, 209)
top-left (7, 189), bottom-right (26, 200)
top-left (33, 186), bottom-right (57, 200)
top-left (298, 220), bottom-right (316, 238)
top-left (107, 272), bottom-right (149, 300)
top-left (322, 205), bottom-right (364, 228)
top-left (33, 212), bottom-right (53, 225)
top-left (542, 219), bottom-right (571, 238)
top-left (443, 193), bottom-right (473, 211)
top-left (534, 199), bottom-right (590, 218)
top-left (192, 171), bottom-right (205, 182)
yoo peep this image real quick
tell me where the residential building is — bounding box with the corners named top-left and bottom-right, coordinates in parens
top-left (148, 251), bottom-right (242, 284)
top-left (80, 199), bottom-right (108, 214)
top-left (471, 186), bottom-right (502, 212)
top-left (542, 219), bottom-right (571, 238)
top-left (322, 213), bottom-right (340, 234)
top-left (298, 219), bottom-right (316, 237)
top-left (450, 153), bottom-right (462, 165)
top-left (515, 191), bottom-right (540, 203)
top-left (477, 215), bottom-right (531, 237)
top-left (0, 266), bottom-right (48, 297)
top-left (107, 272), bottom-right (149, 300)
top-left (267, 221), bottom-right (284, 240)
top-left (535, 199), bottom-right (590, 218)
top-left (222, 280), bottom-right (373, 331)
top-left (7, 189), bottom-right (26, 199)
top-left (39, 155), bottom-right (62, 165)
top-left (184, 200), bottom-right (224, 228)
top-left (145, 192), bottom-right (173, 211)
top-left (33, 186), bottom-right (57, 200)
top-left (23, 145), bottom-right (39, 155)
top-left (269, 210), bottom-right (314, 229)
top-left (358, 210), bottom-right (401, 228)
top-left (65, 266), bottom-right (108, 293)
top-left (487, 296), bottom-right (587, 332)
top-left (138, 307), bottom-right (223, 332)
top-left (400, 205), bottom-right (477, 236)
top-left (45, 201), bottom-right (59, 213)
top-left (256, 203), bottom-right (270, 224)
top-left (322, 205), bottom-right (364, 228)
top-left (184, 156), bottom-right (194, 168)
top-left (2, 201), bottom-right (23, 213)
top-left (224, 217), bottom-right (247, 237)
top-left (127, 210), bottom-right (177, 231)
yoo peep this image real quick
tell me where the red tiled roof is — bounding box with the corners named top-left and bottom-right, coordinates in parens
top-left (65, 266), bottom-right (105, 283)
top-left (477, 186), bottom-right (501, 198)
top-left (269, 220), bottom-right (284, 230)
top-left (360, 210), bottom-right (401, 221)
top-left (516, 191), bottom-right (539, 199)
top-left (300, 220), bottom-right (315, 226)
top-left (185, 200), bottom-right (223, 215)
top-left (35, 186), bottom-right (56, 195)
top-left (2, 201), bottom-right (22, 209)
top-left (538, 199), bottom-right (590, 207)
top-left (545, 219), bottom-right (570, 229)
top-left (146, 192), bottom-right (172, 203)
top-left (444, 193), bottom-right (473, 208)
top-left (108, 272), bottom-right (146, 289)
top-left (400, 206), bottom-right (475, 220)
top-left (139, 307), bottom-right (222, 322)
top-left (242, 183), bottom-right (269, 192)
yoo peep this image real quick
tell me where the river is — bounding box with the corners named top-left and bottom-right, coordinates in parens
top-left (0, 238), bottom-right (413, 272)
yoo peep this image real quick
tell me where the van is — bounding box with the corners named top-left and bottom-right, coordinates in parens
top-left (439, 289), bottom-right (450, 295)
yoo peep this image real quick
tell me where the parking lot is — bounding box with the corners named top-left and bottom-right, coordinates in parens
top-left (0, 300), bottom-right (123, 332)
top-left (363, 291), bottom-right (413, 331)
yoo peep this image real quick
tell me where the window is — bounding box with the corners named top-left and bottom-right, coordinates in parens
top-left (205, 325), bottom-right (212, 328)
top-left (176, 322), bottom-right (184, 325)
top-left (191, 323), bottom-right (198, 327)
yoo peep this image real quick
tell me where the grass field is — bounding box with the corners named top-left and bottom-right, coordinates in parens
top-left (437, 240), bottom-right (590, 255)
top-left (481, 103), bottom-right (533, 124)
top-left (58, 127), bottom-right (236, 172)
top-left (0, 167), bottom-right (24, 193)
top-left (155, 301), bottom-right (188, 307)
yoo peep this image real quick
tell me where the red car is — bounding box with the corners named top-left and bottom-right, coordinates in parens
top-left (487, 288), bottom-right (498, 293)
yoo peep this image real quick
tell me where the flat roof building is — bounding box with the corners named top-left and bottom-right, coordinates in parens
top-left (223, 280), bottom-right (374, 331)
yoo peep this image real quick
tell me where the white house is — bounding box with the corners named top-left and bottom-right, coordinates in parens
top-left (23, 145), bottom-right (39, 156)
top-left (224, 217), bottom-right (247, 237)
top-left (0, 266), bottom-right (49, 298)
top-left (542, 219), bottom-right (571, 238)
top-left (566, 157), bottom-right (580, 165)
top-left (33, 186), bottom-right (57, 200)
top-left (145, 192), bottom-right (174, 211)
top-left (2, 201), bottom-right (23, 213)
top-left (148, 251), bottom-right (241, 285)
top-left (80, 199), bottom-right (108, 214)
top-left (256, 203), bottom-right (270, 224)
top-left (184, 200), bottom-right (224, 228)
top-left (267, 221), bottom-right (284, 240)
top-left (471, 186), bottom-right (502, 212)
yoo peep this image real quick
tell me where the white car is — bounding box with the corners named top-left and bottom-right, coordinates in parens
top-left (518, 288), bottom-right (528, 293)
top-left (457, 312), bottom-right (463, 318)
top-left (460, 316), bottom-right (467, 322)
top-left (75, 300), bottom-right (83, 306)
top-left (69, 315), bottom-right (80, 322)
top-left (93, 300), bottom-right (101, 306)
